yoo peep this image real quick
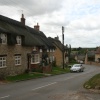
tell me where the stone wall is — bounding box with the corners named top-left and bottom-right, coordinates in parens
top-left (42, 64), bottom-right (52, 73)
top-left (53, 46), bottom-right (63, 66)
top-left (85, 61), bottom-right (100, 66)
top-left (0, 44), bottom-right (32, 76)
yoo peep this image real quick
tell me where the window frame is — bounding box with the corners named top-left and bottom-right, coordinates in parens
top-left (31, 54), bottom-right (40, 64)
top-left (0, 33), bottom-right (7, 44)
top-left (0, 56), bottom-right (7, 68)
top-left (15, 55), bottom-right (21, 66)
top-left (16, 36), bottom-right (21, 45)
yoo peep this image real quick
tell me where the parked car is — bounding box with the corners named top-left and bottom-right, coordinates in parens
top-left (70, 64), bottom-right (84, 72)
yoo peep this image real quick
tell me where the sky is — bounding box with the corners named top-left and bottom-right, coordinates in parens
top-left (0, 0), bottom-right (100, 48)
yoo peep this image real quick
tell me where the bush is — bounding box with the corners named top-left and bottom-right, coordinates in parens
top-left (25, 69), bottom-right (30, 73)
top-left (52, 61), bottom-right (57, 67)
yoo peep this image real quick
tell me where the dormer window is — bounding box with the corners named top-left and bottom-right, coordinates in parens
top-left (47, 49), bottom-right (49, 52)
top-left (50, 49), bottom-right (52, 52)
top-left (40, 49), bottom-right (42, 52)
top-left (33, 46), bottom-right (36, 51)
top-left (16, 36), bottom-right (21, 45)
top-left (0, 33), bottom-right (7, 44)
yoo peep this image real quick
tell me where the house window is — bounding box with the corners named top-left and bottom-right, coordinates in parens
top-left (52, 49), bottom-right (55, 52)
top-left (15, 56), bottom-right (21, 65)
top-left (47, 49), bottom-right (49, 52)
top-left (0, 56), bottom-right (7, 68)
top-left (50, 56), bottom-right (53, 63)
top-left (31, 54), bottom-right (40, 64)
top-left (0, 33), bottom-right (7, 44)
top-left (50, 49), bottom-right (52, 52)
top-left (33, 46), bottom-right (36, 51)
top-left (16, 36), bottom-right (21, 45)
top-left (40, 49), bottom-right (42, 52)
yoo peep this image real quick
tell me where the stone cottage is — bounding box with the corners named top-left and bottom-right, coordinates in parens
top-left (0, 14), bottom-right (55, 76)
top-left (48, 36), bottom-right (68, 67)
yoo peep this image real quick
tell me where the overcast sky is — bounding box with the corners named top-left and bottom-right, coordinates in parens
top-left (0, 0), bottom-right (100, 48)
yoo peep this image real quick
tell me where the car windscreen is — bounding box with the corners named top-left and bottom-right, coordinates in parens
top-left (73, 65), bottom-right (80, 67)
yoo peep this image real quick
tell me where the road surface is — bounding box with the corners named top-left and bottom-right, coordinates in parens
top-left (0, 64), bottom-right (100, 100)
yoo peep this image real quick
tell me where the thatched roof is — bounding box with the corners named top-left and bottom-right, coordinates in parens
top-left (0, 14), bottom-right (55, 48)
top-left (48, 37), bottom-right (64, 51)
top-left (27, 26), bottom-right (55, 49)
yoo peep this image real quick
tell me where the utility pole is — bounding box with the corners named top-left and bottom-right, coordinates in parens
top-left (62, 26), bottom-right (64, 69)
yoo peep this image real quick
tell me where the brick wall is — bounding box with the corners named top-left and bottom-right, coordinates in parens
top-left (42, 64), bottom-right (52, 73)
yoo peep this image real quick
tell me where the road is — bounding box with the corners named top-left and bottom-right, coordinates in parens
top-left (0, 64), bottom-right (100, 100)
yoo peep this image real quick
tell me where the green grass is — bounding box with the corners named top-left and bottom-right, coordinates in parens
top-left (50, 67), bottom-right (70, 75)
top-left (6, 72), bottom-right (45, 82)
top-left (5, 67), bottom-right (70, 82)
top-left (84, 73), bottom-right (100, 89)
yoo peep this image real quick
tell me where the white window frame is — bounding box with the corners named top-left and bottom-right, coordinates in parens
top-left (0, 33), bottom-right (7, 44)
top-left (33, 46), bottom-right (36, 51)
top-left (15, 55), bottom-right (21, 65)
top-left (50, 56), bottom-right (53, 63)
top-left (50, 49), bottom-right (52, 52)
top-left (16, 36), bottom-right (21, 45)
top-left (31, 54), bottom-right (40, 64)
top-left (0, 56), bottom-right (7, 68)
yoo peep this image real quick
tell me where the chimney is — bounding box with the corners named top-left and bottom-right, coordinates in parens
top-left (34, 23), bottom-right (40, 31)
top-left (21, 14), bottom-right (25, 25)
top-left (55, 36), bottom-right (59, 40)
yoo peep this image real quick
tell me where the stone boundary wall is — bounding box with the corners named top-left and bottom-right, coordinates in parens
top-left (85, 61), bottom-right (100, 66)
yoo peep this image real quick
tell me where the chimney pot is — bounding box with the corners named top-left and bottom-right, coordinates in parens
top-left (21, 14), bottom-right (25, 25)
top-left (34, 23), bottom-right (40, 31)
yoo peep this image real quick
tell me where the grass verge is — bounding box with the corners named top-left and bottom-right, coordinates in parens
top-left (6, 72), bottom-right (45, 82)
top-left (50, 67), bottom-right (70, 75)
top-left (84, 73), bottom-right (100, 89)
top-left (5, 67), bottom-right (70, 82)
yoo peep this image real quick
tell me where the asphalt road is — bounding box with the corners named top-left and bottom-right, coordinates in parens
top-left (0, 64), bottom-right (100, 100)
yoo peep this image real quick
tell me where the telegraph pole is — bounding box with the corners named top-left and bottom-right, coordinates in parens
top-left (62, 26), bottom-right (64, 69)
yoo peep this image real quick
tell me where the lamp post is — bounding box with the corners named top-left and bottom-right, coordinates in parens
top-left (62, 26), bottom-right (64, 69)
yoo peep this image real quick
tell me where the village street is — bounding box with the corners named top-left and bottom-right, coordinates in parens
top-left (0, 64), bottom-right (100, 100)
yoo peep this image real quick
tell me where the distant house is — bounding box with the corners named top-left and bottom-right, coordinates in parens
top-left (95, 47), bottom-right (100, 63)
top-left (0, 14), bottom-right (55, 76)
top-left (75, 54), bottom-right (85, 63)
top-left (85, 50), bottom-right (95, 64)
top-left (48, 36), bottom-right (68, 67)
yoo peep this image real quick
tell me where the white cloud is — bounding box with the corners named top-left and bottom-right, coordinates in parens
top-left (0, 0), bottom-right (100, 47)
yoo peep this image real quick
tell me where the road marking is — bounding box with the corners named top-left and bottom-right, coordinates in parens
top-left (32, 82), bottom-right (57, 91)
top-left (32, 69), bottom-right (99, 91)
top-left (0, 95), bottom-right (10, 99)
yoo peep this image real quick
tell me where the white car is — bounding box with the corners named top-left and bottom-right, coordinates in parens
top-left (70, 64), bottom-right (84, 72)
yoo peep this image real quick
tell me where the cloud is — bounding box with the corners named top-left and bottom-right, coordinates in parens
top-left (0, 0), bottom-right (63, 16)
top-left (68, 14), bottom-right (100, 31)
top-left (0, 0), bottom-right (100, 47)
